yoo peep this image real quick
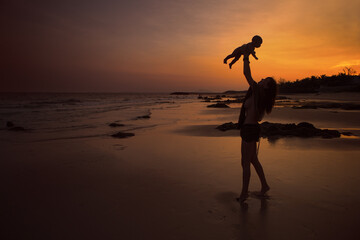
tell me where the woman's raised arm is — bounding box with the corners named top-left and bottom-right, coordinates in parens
top-left (243, 58), bottom-right (257, 88)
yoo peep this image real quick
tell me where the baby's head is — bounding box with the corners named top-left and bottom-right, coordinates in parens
top-left (252, 35), bottom-right (263, 48)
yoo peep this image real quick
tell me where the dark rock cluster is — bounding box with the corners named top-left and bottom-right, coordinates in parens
top-left (108, 122), bottom-right (125, 127)
top-left (170, 92), bottom-right (189, 95)
top-left (260, 122), bottom-right (341, 139)
top-left (201, 96), bottom-right (216, 102)
top-left (216, 122), bottom-right (239, 131)
top-left (6, 121), bottom-right (26, 131)
top-left (111, 132), bottom-right (135, 138)
top-left (200, 95), bottom-right (228, 102)
top-left (109, 121), bottom-right (134, 138)
top-left (207, 103), bottom-right (230, 108)
top-left (136, 114), bottom-right (151, 119)
top-left (216, 121), bottom-right (344, 139)
top-left (276, 96), bottom-right (291, 100)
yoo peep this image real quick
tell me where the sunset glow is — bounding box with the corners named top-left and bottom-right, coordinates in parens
top-left (2, 0), bottom-right (359, 92)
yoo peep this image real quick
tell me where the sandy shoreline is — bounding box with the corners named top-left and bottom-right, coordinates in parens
top-left (2, 93), bottom-right (360, 239)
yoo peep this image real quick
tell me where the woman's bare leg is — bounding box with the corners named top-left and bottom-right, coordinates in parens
top-left (251, 154), bottom-right (270, 194)
top-left (240, 140), bottom-right (257, 200)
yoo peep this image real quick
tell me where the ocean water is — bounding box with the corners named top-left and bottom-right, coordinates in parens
top-left (0, 93), bottom-right (196, 142)
top-left (1, 92), bottom-right (360, 143)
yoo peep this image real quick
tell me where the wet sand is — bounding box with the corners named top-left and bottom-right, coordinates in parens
top-left (2, 93), bottom-right (360, 239)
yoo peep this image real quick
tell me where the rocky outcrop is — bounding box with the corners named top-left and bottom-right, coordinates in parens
top-left (170, 92), bottom-right (189, 95)
top-left (109, 123), bottom-right (125, 127)
top-left (216, 121), bottom-right (344, 139)
top-left (111, 132), bottom-right (135, 138)
top-left (216, 122), bottom-right (239, 131)
top-left (6, 121), bottom-right (26, 131)
top-left (216, 98), bottom-right (244, 104)
top-left (136, 114), bottom-right (151, 119)
top-left (276, 96), bottom-right (291, 100)
top-left (207, 103), bottom-right (230, 108)
top-left (260, 122), bottom-right (340, 139)
top-left (135, 111), bottom-right (151, 119)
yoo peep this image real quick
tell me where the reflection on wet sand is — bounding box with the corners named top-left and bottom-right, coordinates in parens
top-left (216, 191), bottom-right (269, 240)
top-left (175, 123), bottom-right (360, 150)
top-left (270, 136), bottom-right (360, 150)
top-left (237, 197), bottom-right (269, 240)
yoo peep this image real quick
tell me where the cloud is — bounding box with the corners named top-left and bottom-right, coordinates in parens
top-left (332, 60), bottom-right (360, 68)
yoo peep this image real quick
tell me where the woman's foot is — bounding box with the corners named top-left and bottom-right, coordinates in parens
top-left (260, 185), bottom-right (270, 195)
top-left (236, 192), bottom-right (249, 202)
top-left (223, 59), bottom-right (227, 64)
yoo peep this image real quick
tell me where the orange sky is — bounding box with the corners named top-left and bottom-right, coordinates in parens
top-left (2, 0), bottom-right (360, 92)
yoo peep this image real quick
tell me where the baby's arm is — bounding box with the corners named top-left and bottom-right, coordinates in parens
top-left (251, 51), bottom-right (258, 60)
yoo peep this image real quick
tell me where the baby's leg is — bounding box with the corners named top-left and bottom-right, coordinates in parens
top-left (224, 54), bottom-right (235, 64)
top-left (229, 55), bottom-right (241, 69)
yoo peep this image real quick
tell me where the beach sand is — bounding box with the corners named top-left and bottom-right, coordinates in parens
top-left (2, 93), bottom-right (360, 240)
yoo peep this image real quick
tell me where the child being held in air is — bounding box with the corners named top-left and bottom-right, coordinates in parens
top-left (224, 35), bottom-right (263, 69)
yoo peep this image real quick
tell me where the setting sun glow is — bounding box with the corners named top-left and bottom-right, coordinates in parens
top-left (2, 0), bottom-right (359, 92)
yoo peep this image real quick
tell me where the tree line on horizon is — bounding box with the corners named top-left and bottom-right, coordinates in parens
top-left (172, 67), bottom-right (359, 95)
top-left (278, 67), bottom-right (360, 93)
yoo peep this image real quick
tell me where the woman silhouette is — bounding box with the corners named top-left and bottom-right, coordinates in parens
top-left (237, 57), bottom-right (277, 201)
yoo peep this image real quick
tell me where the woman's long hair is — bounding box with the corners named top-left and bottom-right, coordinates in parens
top-left (258, 77), bottom-right (277, 121)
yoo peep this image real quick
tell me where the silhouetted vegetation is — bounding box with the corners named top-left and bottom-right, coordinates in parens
top-left (278, 67), bottom-right (360, 93)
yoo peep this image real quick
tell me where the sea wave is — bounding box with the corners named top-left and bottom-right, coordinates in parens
top-left (0, 93), bottom-right (197, 141)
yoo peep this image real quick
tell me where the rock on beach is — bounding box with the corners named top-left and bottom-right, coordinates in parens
top-left (207, 103), bottom-right (230, 108)
top-left (109, 123), bottom-right (125, 127)
top-left (216, 121), bottom-right (342, 139)
top-left (111, 132), bottom-right (135, 138)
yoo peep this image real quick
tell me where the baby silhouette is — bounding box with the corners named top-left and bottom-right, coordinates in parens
top-left (224, 35), bottom-right (263, 69)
